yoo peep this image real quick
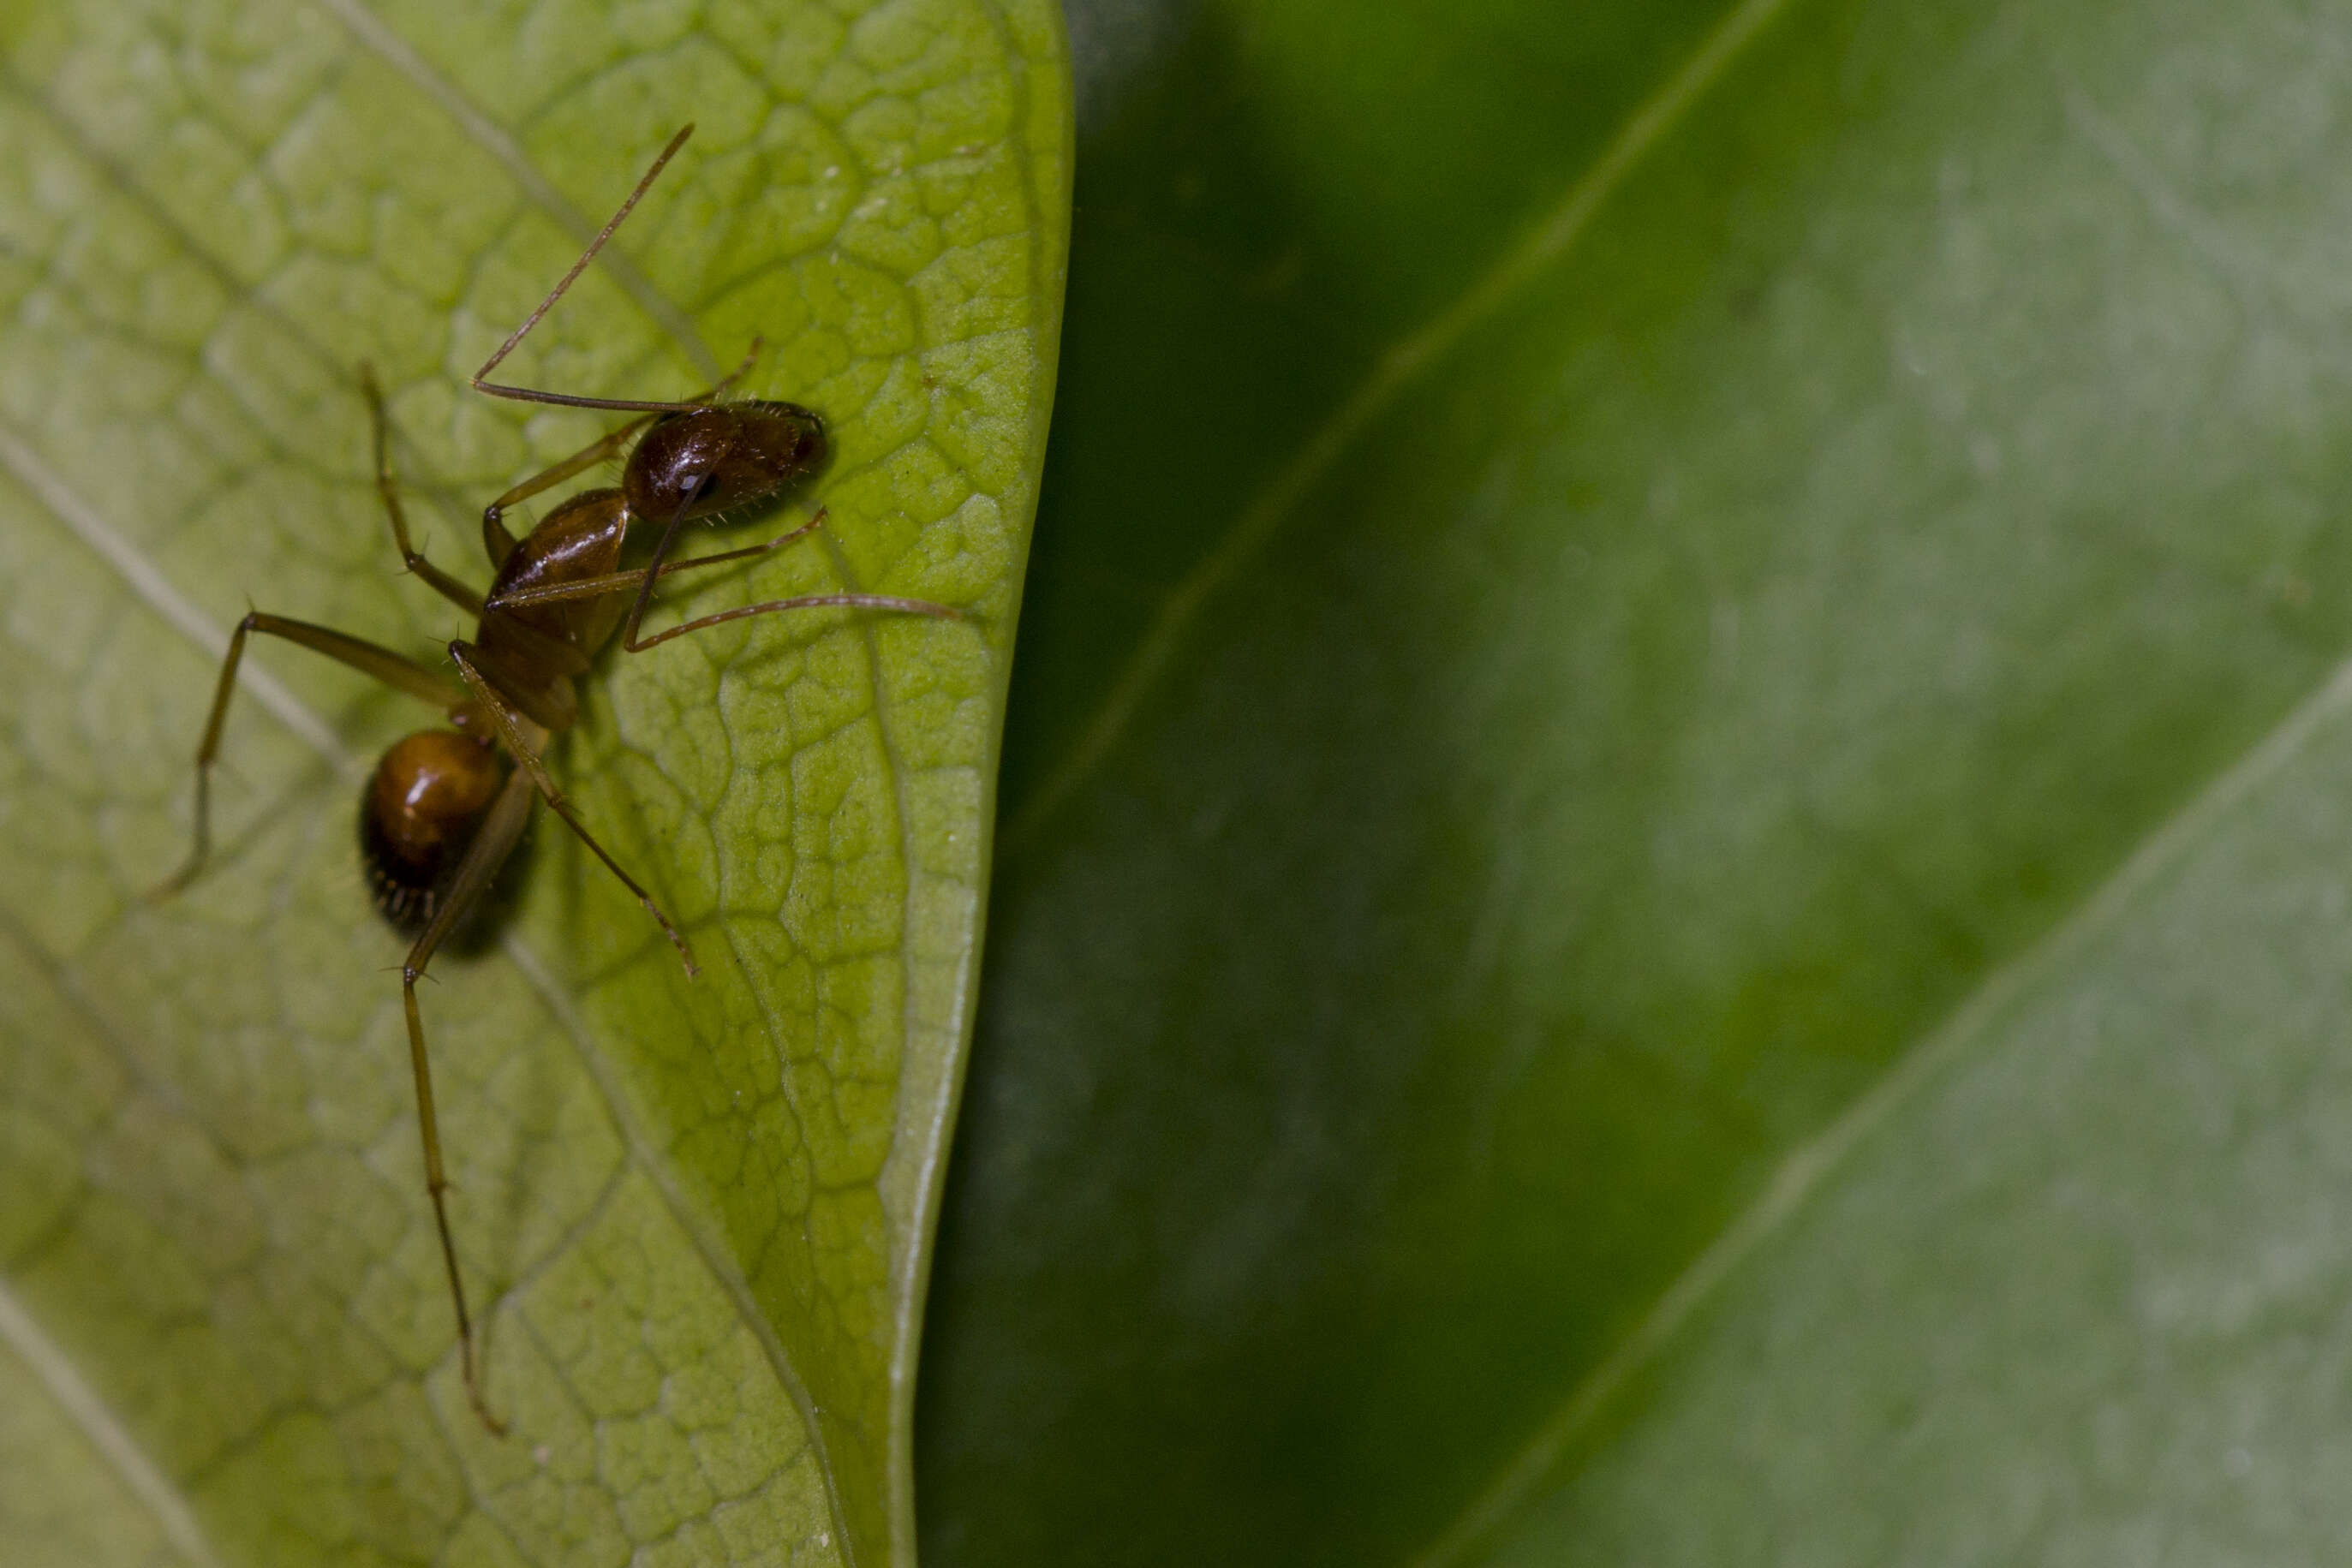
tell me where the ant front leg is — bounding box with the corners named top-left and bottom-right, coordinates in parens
top-left (610, 512), bottom-right (963, 652)
top-left (474, 516), bottom-right (953, 652)
top-left (621, 590), bottom-right (963, 651)
top-left (483, 510), bottom-right (830, 615)
top-left (599, 501), bottom-right (960, 653)
top-left (154, 613), bottom-right (464, 897)
top-left (397, 762), bottom-right (536, 1435)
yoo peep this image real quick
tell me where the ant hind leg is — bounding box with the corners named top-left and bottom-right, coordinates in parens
top-left (398, 763), bottom-right (535, 1435)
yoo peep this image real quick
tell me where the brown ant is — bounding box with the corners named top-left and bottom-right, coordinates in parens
top-left (152, 125), bottom-right (957, 1433)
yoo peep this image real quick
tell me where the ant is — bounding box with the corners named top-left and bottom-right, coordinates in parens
top-left (152, 125), bottom-right (958, 1433)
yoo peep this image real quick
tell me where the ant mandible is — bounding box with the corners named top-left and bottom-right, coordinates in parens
top-left (153, 124), bottom-right (957, 1434)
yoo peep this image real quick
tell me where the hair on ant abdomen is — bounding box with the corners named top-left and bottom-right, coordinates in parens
top-left (152, 124), bottom-right (961, 1434)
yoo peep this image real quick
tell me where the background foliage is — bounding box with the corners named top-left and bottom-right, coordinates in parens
top-left (920, 0), bottom-right (2352, 1563)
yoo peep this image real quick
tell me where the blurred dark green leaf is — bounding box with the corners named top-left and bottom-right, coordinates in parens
top-left (922, 0), bottom-right (2352, 1561)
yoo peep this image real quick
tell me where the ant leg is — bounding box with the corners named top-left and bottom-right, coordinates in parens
top-left (361, 365), bottom-right (486, 616)
top-left (483, 508), bottom-right (519, 574)
top-left (476, 338), bottom-right (766, 558)
top-left (480, 514), bottom-right (957, 645)
top-left (480, 413), bottom-right (655, 558)
top-left (617, 492), bottom-right (703, 653)
top-left (154, 613), bottom-right (464, 897)
top-left (624, 590), bottom-right (963, 652)
top-left (603, 498), bottom-right (959, 652)
top-left (445, 642), bottom-right (698, 976)
top-left (471, 125), bottom-right (740, 416)
top-left (399, 762), bottom-right (534, 1436)
top-left (484, 510), bottom-right (829, 614)
top-left (609, 458), bottom-right (778, 655)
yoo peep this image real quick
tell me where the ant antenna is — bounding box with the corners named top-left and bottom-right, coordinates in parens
top-left (471, 124), bottom-right (713, 414)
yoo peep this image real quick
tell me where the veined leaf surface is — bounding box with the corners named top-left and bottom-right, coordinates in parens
top-left (0, 2), bottom-right (1069, 1565)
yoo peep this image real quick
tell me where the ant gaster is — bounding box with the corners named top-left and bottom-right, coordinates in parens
top-left (153, 125), bottom-right (958, 1433)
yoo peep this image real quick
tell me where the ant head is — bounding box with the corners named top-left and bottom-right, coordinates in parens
top-left (624, 400), bottom-right (826, 525)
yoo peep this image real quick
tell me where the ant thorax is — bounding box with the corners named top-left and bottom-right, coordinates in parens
top-left (482, 488), bottom-right (630, 653)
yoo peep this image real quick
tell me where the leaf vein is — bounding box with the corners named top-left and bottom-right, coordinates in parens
top-left (309, 0), bottom-right (725, 383)
top-left (0, 423), bottom-right (346, 763)
top-left (0, 1274), bottom-right (225, 1568)
top-left (995, 0), bottom-right (1797, 861)
top-left (493, 936), bottom-right (857, 1553)
top-left (1406, 639), bottom-right (2352, 1568)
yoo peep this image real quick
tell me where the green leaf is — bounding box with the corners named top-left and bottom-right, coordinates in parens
top-left (921, 0), bottom-right (2352, 1562)
top-left (0, 1), bottom-right (1066, 1564)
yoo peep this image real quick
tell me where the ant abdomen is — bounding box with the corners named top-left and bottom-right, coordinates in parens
top-left (361, 729), bottom-right (505, 933)
top-left (624, 400), bottom-right (824, 524)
